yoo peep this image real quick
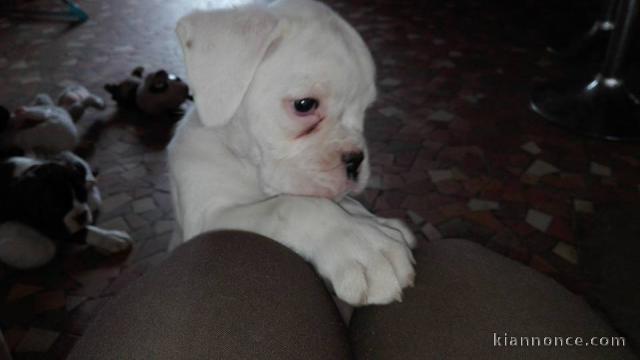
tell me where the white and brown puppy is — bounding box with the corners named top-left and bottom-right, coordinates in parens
top-left (169, 0), bottom-right (416, 306)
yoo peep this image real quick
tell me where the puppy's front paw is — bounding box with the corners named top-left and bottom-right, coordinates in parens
top-left (376, 217), bottom-right (417, 249)
top-left (86, 226), bottom-right (132, 254)
top-left (339, 197), bottom-right (417, 248)
top-left (316, 219), bottom-right (415, 306)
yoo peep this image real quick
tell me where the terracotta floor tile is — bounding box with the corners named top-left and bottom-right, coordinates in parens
top-left (33, 291), bottom-right (66, 314)
top-left (463, 211), bottom-right (505, 233)
top-left (547, 218), bottom-right (575, 244)
top-left (7, 285), bottom-right (43, 303)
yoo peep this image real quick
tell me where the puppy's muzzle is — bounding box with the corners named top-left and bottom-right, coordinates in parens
top-left (342, 151), bottom-right (364, 181)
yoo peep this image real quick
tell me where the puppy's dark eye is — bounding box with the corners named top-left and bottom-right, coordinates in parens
top-left (293, 98), bottom-right (319, 114)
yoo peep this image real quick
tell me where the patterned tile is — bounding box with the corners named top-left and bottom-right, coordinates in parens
top-left (33, 291), bottom-right (66, 314)
top-left (525, 209), bottom-right (553, 232)
top-left (428, 169), bottom-right (454, 183)
top-left (65, 296), bottom-right (87, 312)
top-left (552, 242), bottom-right (578, 265)
top-left (467, 198), bottom-right (500, 211)
top-left (153, 220), bottom-right (174, 235)
top-left (573, 199), bottom-right (594, 214)
top-left (132, 197), bottom-right (156, 214)
top-left (7, 285), bottom-right (43, 303)
top-left (525, 159), bottom-right (559, 177)
top-left (421, 223), bottom-right (443, 241)
top-left (101, 193), bottom-right (133, 214)
top-left (547, 218), bottom-right (574, 243)
top-left (97, 217), bottom-right (129, 233)
top-left (406, 210), bottom-right (425, 225)
top-left (428, 109), bottom-right (455, 123)
top-left (590, 162), bottom-right (612, 177)
top-left (520, 141), bottom-right (541, 155)
top-left (15, 328), bottom-right (59, 353)
top-left (463, 211), bottom-right (504, 233)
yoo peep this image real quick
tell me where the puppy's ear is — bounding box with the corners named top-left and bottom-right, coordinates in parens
top-left (176, 6), bottom-right (280, 127)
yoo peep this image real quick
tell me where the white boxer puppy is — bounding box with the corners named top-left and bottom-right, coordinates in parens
top-left (168, 0), bottom-right (416, 306)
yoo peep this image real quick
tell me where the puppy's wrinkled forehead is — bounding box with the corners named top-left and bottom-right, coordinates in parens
top-left (265, 2), bottom-right (377, 104)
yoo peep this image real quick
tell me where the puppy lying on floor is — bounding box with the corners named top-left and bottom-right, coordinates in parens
top-left (169, 0), bottom-right (416, 305)
top-left (0, 151), bottom-right (131, 269)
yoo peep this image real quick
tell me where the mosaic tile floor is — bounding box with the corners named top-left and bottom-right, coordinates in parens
top-left (1, 0), bottom-right (639, 358)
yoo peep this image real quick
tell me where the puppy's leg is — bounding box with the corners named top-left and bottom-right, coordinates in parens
top-left (85, 225), bottom-right (132, 254)
top-left (338, 196), bottom-right (417, 249)
top-left (201, 195), bottom-right (415, 306)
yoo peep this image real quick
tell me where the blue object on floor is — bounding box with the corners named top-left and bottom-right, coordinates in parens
top-left (1, 0), bottom-right (89, 23)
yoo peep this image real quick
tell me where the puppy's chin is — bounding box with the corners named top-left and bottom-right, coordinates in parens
top-left (302, 182), bottom-right (356, 201)
top-left (259, 155), bottom-right (370, 200)
top-left (264, 174), bottom-right (368, 201)
top-left (332, 181), bottom-right (367, 201)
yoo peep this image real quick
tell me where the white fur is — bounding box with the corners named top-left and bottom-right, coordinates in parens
top-left (4, 105), bottom-right (78, 154)
top-left (169, 0), bottom-right (416, 306)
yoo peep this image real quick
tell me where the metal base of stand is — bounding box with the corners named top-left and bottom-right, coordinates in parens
top-left (531, 75), bottom-right (640, 142)
top-left (0, 0), bottom-right (89, 23)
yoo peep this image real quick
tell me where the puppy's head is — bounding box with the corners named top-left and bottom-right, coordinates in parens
top-left (177, 0), bottom-right (376, 200)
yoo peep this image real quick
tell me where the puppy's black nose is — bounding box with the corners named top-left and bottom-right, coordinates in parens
top-left (342, 151), bottom-right (364, 181)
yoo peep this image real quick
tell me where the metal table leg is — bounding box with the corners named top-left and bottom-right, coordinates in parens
top-left (530, 0), bottom-right (640, 141)
top-left (548, 0), bottom-right (619, 58)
